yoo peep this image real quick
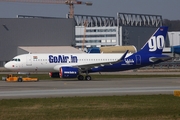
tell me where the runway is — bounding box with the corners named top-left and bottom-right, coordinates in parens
top-left (0, 77), bottom-right (180, 99)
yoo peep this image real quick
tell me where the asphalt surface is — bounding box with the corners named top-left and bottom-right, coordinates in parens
top-left (0, 77), bottom-right (180, 99)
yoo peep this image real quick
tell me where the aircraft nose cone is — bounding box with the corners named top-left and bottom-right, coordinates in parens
top-left (4, 62), bottom-right (10, 69)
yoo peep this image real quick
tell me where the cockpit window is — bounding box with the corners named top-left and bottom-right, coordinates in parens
top-left (11, 58), bottom-right (20, 62)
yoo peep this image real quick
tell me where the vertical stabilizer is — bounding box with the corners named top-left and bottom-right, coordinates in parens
top-left (140, 26), bottom-right (168, 54)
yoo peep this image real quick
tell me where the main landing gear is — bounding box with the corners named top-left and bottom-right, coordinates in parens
top-left (77, 70), bottom-right (92, 81)
top-left (77, 75), bottom-right (92, 81)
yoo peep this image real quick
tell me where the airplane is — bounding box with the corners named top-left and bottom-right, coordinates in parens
top-left (4, 26), bottom-right (171, 81)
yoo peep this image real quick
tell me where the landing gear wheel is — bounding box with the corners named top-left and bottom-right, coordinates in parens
top-left (85, 75), bottom-right (91, 81)
top-left (77, 75), bottom-right (84, 80)
top-left (18, 78), bottom-right (22, 82)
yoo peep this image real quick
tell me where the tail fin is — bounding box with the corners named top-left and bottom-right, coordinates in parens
top-left (140, 26), bottom-right (168, 54)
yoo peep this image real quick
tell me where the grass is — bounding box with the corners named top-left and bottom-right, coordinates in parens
top-left (0, 95), bottom-right (180, 120)
top-left (1, 73), bottom-right (180, 119)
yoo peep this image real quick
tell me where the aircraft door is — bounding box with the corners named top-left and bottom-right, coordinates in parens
top-left (136, 55), bottom-right (141, 65)
top-left (26, 54), bottom-right (32, 66)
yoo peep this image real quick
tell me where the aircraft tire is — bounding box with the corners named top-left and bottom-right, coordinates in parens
top-left (18, 78), bottom-right (22, 82)
top-left (85, 75), bottom-right (91, 81)
top-left (77, 75), bottom-right (84, 80)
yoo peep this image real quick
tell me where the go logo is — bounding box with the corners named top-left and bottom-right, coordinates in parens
top-left (148, 35), bottom-right (164, 52)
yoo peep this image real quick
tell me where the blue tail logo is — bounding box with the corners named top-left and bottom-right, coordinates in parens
top-left (124, 26), bottom-right (169, 66)
top-left (140, 26), bottom-right (168, 54)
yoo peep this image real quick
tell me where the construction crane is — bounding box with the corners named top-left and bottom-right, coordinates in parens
top-left (82, 20), bottom-right (88, 51)
top-left (0, 0), bottom-right (92, 18)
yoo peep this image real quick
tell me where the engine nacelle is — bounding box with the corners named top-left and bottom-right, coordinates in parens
top-left (49, 67), bottom-right (79, 78)
top-left (60, 67), bottom-right (79, 78)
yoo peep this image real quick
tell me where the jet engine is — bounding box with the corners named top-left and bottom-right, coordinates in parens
top-left (49, 67), bottom-right (79, 78)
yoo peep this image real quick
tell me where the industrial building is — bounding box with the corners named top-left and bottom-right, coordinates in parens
top-left (168, 32), bottom-right (180, 46)
top-left (0, 17), bottom-right (75, 66)
top-left (74, 13), bottom-right (164, 52)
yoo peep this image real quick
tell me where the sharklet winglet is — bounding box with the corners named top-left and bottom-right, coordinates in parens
top-left (116, 50), bottom-right (129, 63)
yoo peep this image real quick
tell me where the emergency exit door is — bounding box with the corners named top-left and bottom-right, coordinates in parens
top-left (26, 54), bottom-right (32, 66)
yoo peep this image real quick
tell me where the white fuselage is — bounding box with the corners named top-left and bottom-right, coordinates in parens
top-left (4, 53), bottom-right (132, 72)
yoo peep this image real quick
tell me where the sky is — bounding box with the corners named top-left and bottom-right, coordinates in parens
top-left (0, 0), bottom-right (179, 20)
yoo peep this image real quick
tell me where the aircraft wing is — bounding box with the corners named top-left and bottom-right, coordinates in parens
top-left (75, 50), bottom-right (129, 71)
top-left (53, 50), bottom-right (129, 71)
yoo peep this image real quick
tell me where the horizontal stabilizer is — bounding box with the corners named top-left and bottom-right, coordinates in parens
top-left (149, 56), bottom-right (172, 62)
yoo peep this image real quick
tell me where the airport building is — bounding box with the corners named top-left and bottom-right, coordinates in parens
top-left (0, 17), bottom-right (75, 66)
top-left (74, 13), bottom-right (164, 52)
top-left (0, 13), bottom-right (176, 67)
top-left (168, 32), bottom-right (180, 46)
